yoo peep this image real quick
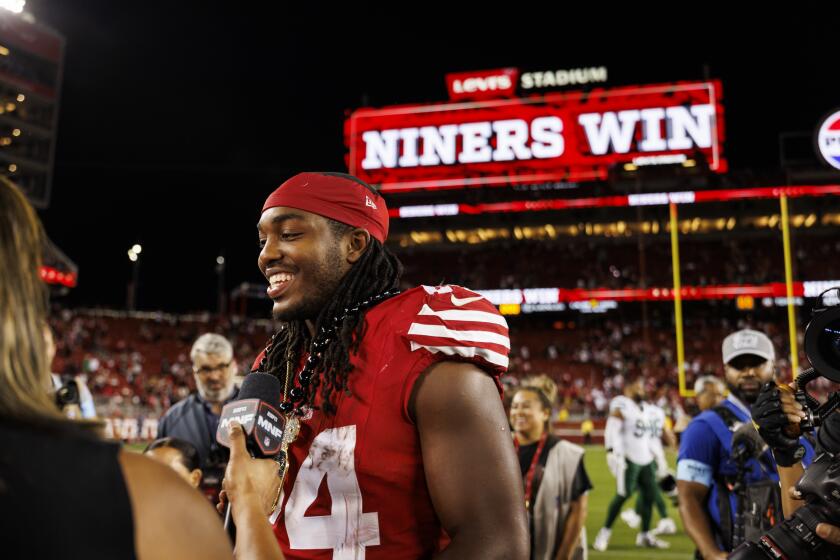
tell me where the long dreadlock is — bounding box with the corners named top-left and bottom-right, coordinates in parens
top-left (261, 219), bottom-right (403, 414)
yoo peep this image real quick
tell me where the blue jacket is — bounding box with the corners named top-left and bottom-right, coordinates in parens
top-left (677, 397), bottom-right (815, 548)
top-left (157, 389), bottom-right (238, 469)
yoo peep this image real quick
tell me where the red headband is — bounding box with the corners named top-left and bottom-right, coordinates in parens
top-left (262, 172), bottom-right (389, 243)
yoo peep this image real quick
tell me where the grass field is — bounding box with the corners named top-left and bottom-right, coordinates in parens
top-left (583, 445), bottom-right (695, 559)
top-left (131, 442), bottom-right (697, 557)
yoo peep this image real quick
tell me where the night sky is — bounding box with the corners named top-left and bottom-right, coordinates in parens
top-left (25, 2), bottom-right (840, 313)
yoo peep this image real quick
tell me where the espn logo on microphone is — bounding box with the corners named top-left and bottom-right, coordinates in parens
top-left (216, 399), bottom-right (285, 456)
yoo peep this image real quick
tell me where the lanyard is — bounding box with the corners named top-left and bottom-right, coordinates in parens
top-left (523, 432), bottom-right (548, 509)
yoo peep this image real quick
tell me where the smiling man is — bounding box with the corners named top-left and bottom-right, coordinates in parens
top-left (676, 329), bottom-right (815, 559)
top-left (239, 172), bottom-right (527, 560)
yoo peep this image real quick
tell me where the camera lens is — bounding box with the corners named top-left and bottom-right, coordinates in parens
top-left (825, 326), bottom-right (840, 360)
top-left (54, 378), bottom-right (80, 408)
top-left (805, 304), bottom-right (840, 383)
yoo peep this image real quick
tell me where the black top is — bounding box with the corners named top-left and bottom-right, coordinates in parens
top-left (0, 420), bottom-right (136, 559)
top-left (518, 435), bottom-right (593, 504)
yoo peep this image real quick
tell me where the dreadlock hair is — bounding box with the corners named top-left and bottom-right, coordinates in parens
top-left (261, 219), bottom-right (403, 415)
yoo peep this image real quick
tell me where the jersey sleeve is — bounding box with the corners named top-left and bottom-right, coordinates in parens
top-left (608, 396), bottom-right (628, 415)
top-left (401, 285), bottom-right (510, 375)
top-left (677, 417), bottom-right (720, 487)
top-left (397, 285), bottom-right (510, 420)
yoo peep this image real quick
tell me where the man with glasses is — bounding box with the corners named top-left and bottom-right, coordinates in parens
top-left (158, 333), bottom-right (239, 499)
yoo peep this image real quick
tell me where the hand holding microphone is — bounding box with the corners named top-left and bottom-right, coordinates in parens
top-left (221, 422), bottom-right (259, 505)
top-left (215, 373), bottom-right (287, 529)
top-left (220, 426), bottom-right (286, 559)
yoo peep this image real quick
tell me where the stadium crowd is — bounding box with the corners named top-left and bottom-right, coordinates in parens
top-left (48, 306), bottom-right (837, 429)
top-left (398, 234), bottom-right (840, 290)
top-left (47, 307), bottom-right (272, 418)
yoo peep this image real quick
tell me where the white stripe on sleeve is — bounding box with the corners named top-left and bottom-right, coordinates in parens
top-left (409, 341), bottom-right (510, 368)
top-left (417, 304), bottom-right (508, 327)
top-left (407, 322), bottom-right (510, 349)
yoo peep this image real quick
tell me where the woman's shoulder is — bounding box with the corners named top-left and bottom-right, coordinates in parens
top-left (119, 450), bottom-right (232, 560)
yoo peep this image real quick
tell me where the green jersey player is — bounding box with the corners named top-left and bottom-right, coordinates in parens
top-left (593, 377), bottom-right (670, 551)
top-left (620, 400), bottom-right (678, 538)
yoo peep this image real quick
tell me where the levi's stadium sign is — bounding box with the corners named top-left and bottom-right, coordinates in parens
top-left (345, 80), bottom-right (726, 192)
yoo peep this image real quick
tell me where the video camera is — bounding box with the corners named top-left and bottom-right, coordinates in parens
top-left (730, 288), bottom-right (840, 559)
top-left (54, 375), bottom-right (81, 418)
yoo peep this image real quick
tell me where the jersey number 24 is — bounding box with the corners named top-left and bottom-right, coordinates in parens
top-left (285, 425), bottom-right (381, 559)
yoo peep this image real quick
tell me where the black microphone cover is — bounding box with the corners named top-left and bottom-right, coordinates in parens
top-left (238, 372), bottom-right (283, 408)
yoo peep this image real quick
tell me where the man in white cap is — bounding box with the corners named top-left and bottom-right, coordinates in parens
top-left (675, 329), bottom-right (815, 559)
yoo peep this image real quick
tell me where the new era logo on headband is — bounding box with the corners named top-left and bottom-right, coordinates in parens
top-left (263, 172), bottom-right (389, 243)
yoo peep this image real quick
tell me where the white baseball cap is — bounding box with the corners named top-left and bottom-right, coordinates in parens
top-left (722, 329), bottom-right (775, 365)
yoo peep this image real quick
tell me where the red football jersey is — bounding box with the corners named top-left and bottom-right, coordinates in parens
top-left (253, 285), bottom-right (509, 559)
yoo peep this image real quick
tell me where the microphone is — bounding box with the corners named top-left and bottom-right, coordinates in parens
top-left (215, 372), bottom-right (285, 538)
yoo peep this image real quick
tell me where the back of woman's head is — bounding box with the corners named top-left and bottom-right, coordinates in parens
top-left (0, 177), bottom-right (60, 423)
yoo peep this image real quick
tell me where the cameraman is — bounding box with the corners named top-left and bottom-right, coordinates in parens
top-left (45, 324), bottom-right (97, 419)
top-left (752, 381), bottom-right (840, 546)
top-left (676, 329), bottom-right (816, 559)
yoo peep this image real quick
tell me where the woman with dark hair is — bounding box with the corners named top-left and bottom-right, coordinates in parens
top-left (511, 375), bottom-right (593, 560)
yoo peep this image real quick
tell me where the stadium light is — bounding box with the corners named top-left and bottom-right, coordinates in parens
top-left (132, 244), bottom-right (142, 254)
top-left (216, 256), bottom-right (225, 265)
top-left (127, 250), bottom-right (138, 262)
top-left (0, 0), bottom-right (25, 14)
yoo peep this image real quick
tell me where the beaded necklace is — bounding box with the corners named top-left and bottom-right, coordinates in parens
top-left (258, 288), bottom-right (401, 416)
